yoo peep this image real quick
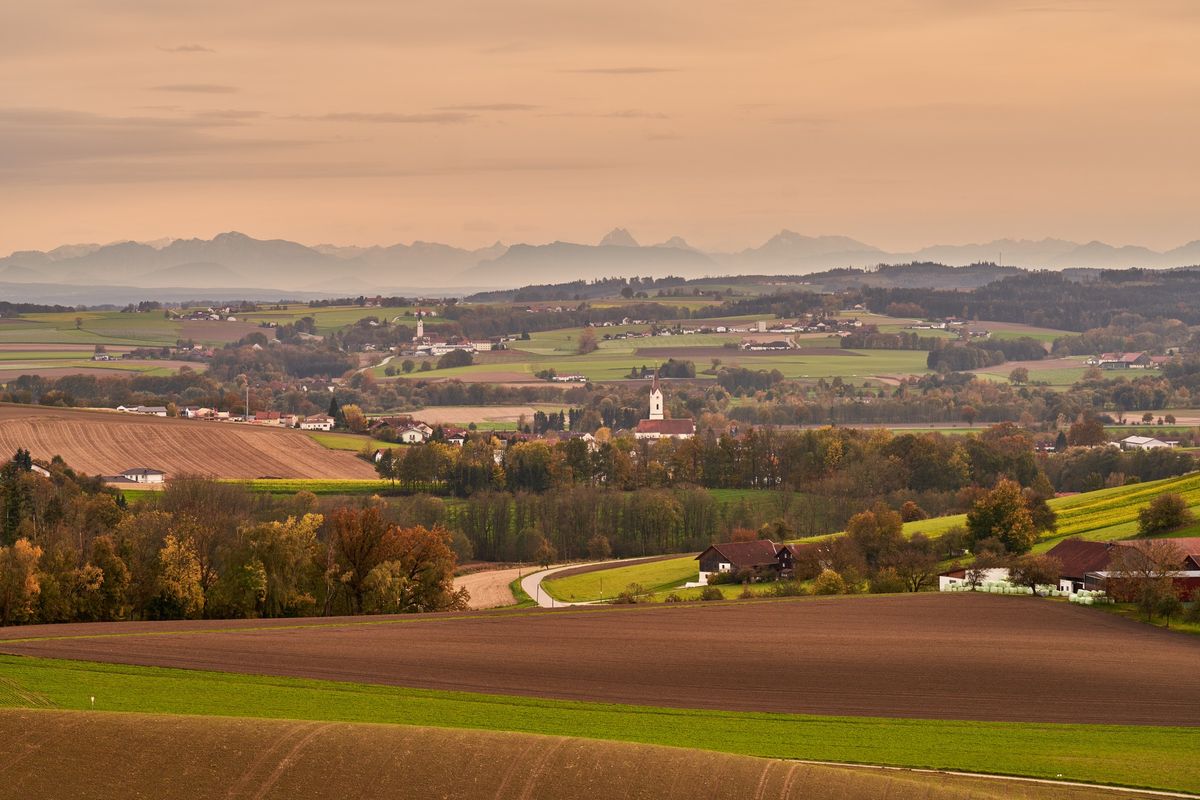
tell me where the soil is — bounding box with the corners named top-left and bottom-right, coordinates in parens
top-left (0, 403), bottom-right (376, 479)
top-left (2, 593), bottom-right (1197, 725)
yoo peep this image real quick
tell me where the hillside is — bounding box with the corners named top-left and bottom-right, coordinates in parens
top-left (0, 404), bottom-right (376, 479)
top-left (0, 710), bottom-right (1161, 800)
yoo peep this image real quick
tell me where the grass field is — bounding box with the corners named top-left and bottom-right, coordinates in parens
top-left (304, 431), bottom-right (392, 452)
top-left (0, 654), bottom-right (1191, 793)
top-left (897, 471), bottom-right (1200, 551)
top-left (543, 556), bottom-right (698, 601)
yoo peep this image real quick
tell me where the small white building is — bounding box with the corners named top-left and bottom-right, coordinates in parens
top-left (1119, 435), bottom-right (1175, 451)
top-left (300, 414), bottom-right (335, 431)
top-left (121, 467), bottom-right (165, 484)
top-left (396, 425), bottom-right (429, 444)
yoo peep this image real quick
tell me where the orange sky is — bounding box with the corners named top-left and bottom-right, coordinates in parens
top-left (2, 1), bottom-right (1198, 253)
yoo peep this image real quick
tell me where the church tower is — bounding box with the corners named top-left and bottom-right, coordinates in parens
top-left (414, 311), bottom-right (424, 341)
top-left (649, 372), bottom-right (664, 420)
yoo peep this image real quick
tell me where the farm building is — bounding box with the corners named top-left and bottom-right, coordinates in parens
top-left (1089, 352), bottom-right (1152, 369)
top-left (694, 540), bottom-right (782, 584)
top-left (940, 537), bottom-right (1200, 598)
top-left (299, 414), bottom-right (335, 431)
top-left (120, 467), bottom-right (165, 484)
top-left (396, 425), bottom-right (429, 444)
top-left (1119, 435), bottom-right (1176, 451)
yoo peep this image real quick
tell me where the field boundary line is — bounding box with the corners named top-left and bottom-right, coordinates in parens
top-left (786, 759), bottom-right (1200, 799)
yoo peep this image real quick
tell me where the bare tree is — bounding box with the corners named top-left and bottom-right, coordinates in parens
top-left (1106, 540), bottom-right (1184, 620)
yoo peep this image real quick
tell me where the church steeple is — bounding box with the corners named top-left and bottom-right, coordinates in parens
top-left (649, 371), bottom-right (664, 420)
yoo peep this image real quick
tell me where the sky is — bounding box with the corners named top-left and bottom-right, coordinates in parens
top-left (2, 1), bottom-right (1199, 254)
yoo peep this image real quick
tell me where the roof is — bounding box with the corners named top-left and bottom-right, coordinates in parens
top-left (651, 371), bottom-right (661, 392)
top-left (1099, 351), bottom-right (1148, 363)
top-left (1121, 435), bottom-right (1166, 446)
top-left (1045, 539), bottom-right (1117, 578)
top-left (122, 467), bottom-right (164, 476)
top-left (696, 540), bottom-right (780, 568)
top-left (635, 418), bottom-right (695, 435)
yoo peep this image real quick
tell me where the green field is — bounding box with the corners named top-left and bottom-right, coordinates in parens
top-left (543, 556), bottom-right (698, 601)
top-left (304, 431), bottom-right (393, 452)
top-left (0, 655), bottom-right (1191, 793)
top-left (902, 471), bottom-right (1200, 549)
top-left (221, 478), bottom-right (390, 495)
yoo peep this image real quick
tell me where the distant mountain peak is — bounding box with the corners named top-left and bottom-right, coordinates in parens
top-left (656, 236), bottom-right (694, 251)
top-left (599, 228), bottom-right (639, 248)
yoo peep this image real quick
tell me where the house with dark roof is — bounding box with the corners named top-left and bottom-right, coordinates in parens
top-left (695, 540), bottom-right (781, 584)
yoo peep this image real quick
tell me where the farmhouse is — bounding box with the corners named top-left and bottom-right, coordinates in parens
top-left (396, 425), bottom-right (429, 444)
top-left (694, 540), bottom-right (781, 585)
top-left (1090, 352), bottom-right (1152, 369)
top-left (634, 373), bottom-right (695, 440)
top-left (119, 467), bottom-right (165, 484)
top-left (299, 414), bottom-right (335, 431)
top-left (940, 537), bottom-right (1200, 596)
top-left (117, 405), bottom-right (168, 416)
top-left (1119, 435), bottom-right (1176, 450)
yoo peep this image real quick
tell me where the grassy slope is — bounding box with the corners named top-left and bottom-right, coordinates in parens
top-left (903, 471), bottom-right (1200, 550)
top-left (0, 655), bottom-right (1192, 793)
top-left (548, 472), bottom-right (1200, 600)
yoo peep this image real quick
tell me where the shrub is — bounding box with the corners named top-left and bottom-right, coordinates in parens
top-left (437, 349), bottom-right (474, 369)
top-left (1137, 493), bottom-right (1194, 536)
top-left (812, 568), bottom-right (846, 595)
top-left (738, 586), bottom-right (755, 599)
top-left (663, 592), bottom-right (684, 603)
top-left (699, 585), bottom-right (724, 601)
top-left (769, 580), bottom-right (807, 597)
top-left (869, 567), bottom-right (906, 594)
top-left (900, 501), bottom-right (927, 522)
top-left (612, 582), bottom-right (644, 604)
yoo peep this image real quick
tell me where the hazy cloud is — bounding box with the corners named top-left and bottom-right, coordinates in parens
top-left (150, 84), bottom-right (239, 93)
top-left (192, 109), bottom-right (265, 121)
top-left (437, 103), bottom-right (540, 112)
top-left (299, 111), bottom-right (475, 124)
top-left (159, 44), bottom-right (215, 53)
top-left (562, 67), bottom-right (677, 75)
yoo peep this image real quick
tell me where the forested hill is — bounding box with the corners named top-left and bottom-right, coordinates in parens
top-left (865, 268), bottom-right (1200, 331)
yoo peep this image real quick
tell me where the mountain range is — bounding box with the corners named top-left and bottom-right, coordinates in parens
top-left (2, 229), bottom-right (1200, 304)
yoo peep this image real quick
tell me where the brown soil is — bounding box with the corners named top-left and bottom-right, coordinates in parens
top-left (0, 710), bottom-right (1152, 800)
top-left (2, 593), bottom-right (1197, 725)
top-left (0, 403), bottom-right (376, 479)
top-left (179, 319), bottom-right (277, 344)
top-left (452, 566), bottom-right (526, 609)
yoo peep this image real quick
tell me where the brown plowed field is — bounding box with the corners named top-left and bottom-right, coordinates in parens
top-left (0, 403), bottom-right (375, 479)
top-left (3, 593), bottom-right (1198, 725)
top-left (0, 710), bottom-right (1152, 800)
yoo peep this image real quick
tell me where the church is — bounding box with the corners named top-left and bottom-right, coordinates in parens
top-left (634, 373), bottom-right (696, 440)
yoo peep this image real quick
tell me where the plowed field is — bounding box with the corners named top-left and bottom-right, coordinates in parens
top-left (0, 403), bottom-right (375, 479)
top-left (0, 710), bottom-right (1159, 800)
top-left (3, 593), bottom-right (1197, 726)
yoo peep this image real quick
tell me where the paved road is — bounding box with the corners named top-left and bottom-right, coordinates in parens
top-left (519, 560), bottom-right (633, 608)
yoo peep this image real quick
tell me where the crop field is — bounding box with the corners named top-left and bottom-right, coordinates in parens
top-left (3, 593), bottom-right (1197, 727)
top-left (304, 431), bottom-right (393, 452)
top-left (0, 710), bottom-right (1170, 800)
top-left (903, 471), bottom-right (1200, 548)
top-left (0, 403), bottom-right (375, 479)
top-left (0, 595), bottom-right (1197, 792)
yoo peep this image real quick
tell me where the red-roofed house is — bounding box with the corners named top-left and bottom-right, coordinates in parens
top-left (695, 540), bottom-right (781, 584)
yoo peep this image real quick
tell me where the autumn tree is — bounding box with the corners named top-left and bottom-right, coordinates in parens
top-left (1106, 539), bottom-right (1184, 620)
top-left (577, 328), bottom-right (599, 354)
top-left (0, 538), bottom-right (42, 625)
top-left (966, 479), bottom-right (1038, 553)
top-left (845, 504), bottom-right (904, 570)
top-left (1006, 554), bottom-right (1062, 595)
top-left (1137, 493), bottom-right (1193, 536)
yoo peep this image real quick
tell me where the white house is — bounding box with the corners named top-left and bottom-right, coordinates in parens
top-left (396, 425), bottom-right (429, 444)
top-left (121, 467), bottom-right (165, 484)
top-left (300, 414), bottom-right (335, 431)
top-left (1119, 435), bottom-right (1175, 451)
